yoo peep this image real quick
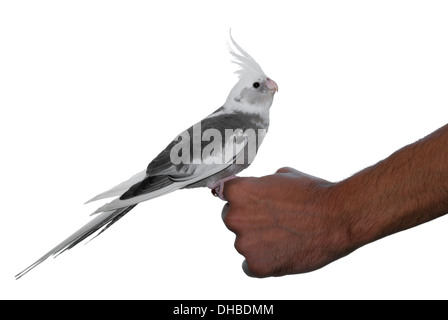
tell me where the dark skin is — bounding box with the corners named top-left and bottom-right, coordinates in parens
top-left (222, 123), bottom-right (448, 277)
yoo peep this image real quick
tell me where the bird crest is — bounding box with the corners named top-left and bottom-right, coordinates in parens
top-left (228, 31), bottom-right (266, 79)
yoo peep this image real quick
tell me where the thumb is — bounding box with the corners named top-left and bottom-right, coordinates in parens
top-left (222, 176), bottom-right (245, 202)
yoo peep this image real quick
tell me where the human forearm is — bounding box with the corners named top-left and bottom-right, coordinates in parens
top-left (335, 124), bottom-right (448, 249)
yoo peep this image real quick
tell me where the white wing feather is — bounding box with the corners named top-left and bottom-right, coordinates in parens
top-left (85, 170), bottom-right (147, 204)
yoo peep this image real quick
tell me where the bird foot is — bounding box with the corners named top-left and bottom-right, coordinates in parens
top-left (209, 175), bottom-right (237, 200)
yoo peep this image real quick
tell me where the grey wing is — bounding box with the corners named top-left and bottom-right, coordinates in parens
top-left (120, 108), bottom-right (249, 199)
top-left (93, 127), bottom-right (248, 213)
top-left (119, 138), bottom-right (192, 200)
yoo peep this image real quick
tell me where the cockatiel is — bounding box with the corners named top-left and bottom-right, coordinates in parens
top-left (15, 32), bottom-right (278, 279)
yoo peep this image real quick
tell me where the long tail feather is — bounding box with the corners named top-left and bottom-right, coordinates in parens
top-left (85, 170), bottom-right (147, 204)
top-left (15, 205), bottom-right (137, 280)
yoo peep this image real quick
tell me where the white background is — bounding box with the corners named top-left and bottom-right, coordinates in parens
top-left (1, 1), bottom-right (447, 300)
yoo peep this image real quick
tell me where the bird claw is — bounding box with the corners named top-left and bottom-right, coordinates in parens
top-left (209, 175), bottom-right (237, 201)
top-left (211, 185), bottom-right (225, 200)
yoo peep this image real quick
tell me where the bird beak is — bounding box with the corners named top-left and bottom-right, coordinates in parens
top-left (266, 78), bottom-right (278, 93)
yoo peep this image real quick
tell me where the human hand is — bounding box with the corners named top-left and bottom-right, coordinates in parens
top-left (222, 167), bottom-right (353, 277)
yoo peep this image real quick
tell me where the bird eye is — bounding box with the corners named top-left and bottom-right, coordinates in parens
top-left (253, 82), bottom-right (260, 88)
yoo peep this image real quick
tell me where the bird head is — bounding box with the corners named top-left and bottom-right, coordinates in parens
top-left (225, 32), bottom-right (278, 115)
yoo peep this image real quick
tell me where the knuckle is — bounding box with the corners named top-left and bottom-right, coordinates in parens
top-left (244, 259), bottom-right (270, 278)
top-left (221, 203), bottom-right (230, 221)
top-left (233, 237), bottom-right (246, 255)
top-left (223, 210), bottom-right (240, 232)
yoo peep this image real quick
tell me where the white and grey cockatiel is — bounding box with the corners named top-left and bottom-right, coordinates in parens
top-left (16, 32), bottom-right (278, 279)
